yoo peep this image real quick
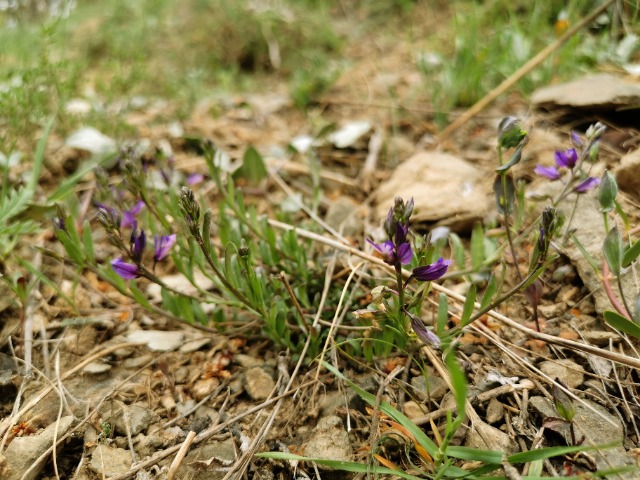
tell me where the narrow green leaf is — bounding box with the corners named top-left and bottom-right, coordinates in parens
top-left (495, 145), bottom-right (524, 173)
top-left (255, 452), bottom-right (425, 479)
top-left (129, 282), bottom-right (152, 310)
top-left (508, 441), bottom-right (620, 464)
top-left (569, 233), bottom-right (599, 273)
top-left (623, 238), bottom-right (640, 268)
top-left (470, 222), bottom-right (484, 271)
top-left (445, 445), bottom-right (502, 464)
top-left (604, 226), bottom-right (624, 276)
top-left (445, 350), bottom-right (467, 416)
top-left (323, 361), bottom-right (439, 457)
top-left (493, 173), bottom-right (516, 214)
top-left (480, 275), bottom-right (497, 310)
top-left (460, 285), bottom-right (476, 326)
top-left (235, 146), bottom-right (268, 183)
top-left (202, 209), bottom-right (213, 254)
top-left (82, 220), bottom-right (95, 264)
top-left (436, 293), bottom-right (449, 336)
top-left (603, 310), bottom-right (640, 338)
top-left (449, 233), bottom-right (465, 270)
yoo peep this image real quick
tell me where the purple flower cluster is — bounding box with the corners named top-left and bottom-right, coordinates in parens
top-left (534, 145), bottom-right (600, 193)
top-left (96, 201), bottom-right (176, 280)
top-left (367, 197), bottom-right (451, 281)
top-left (111, 232), bottom-right (176, 280)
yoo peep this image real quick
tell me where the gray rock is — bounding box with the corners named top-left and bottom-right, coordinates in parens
top-left (539, 359), bottom-right (585, 388)
top-left (4, 416), bottom-right (74, 480)
top-left (122, 354), bottom-right (154, 370)
top-left (485, 397), bottom-right (505, 424)
top-left (540, 183), bottom-right (635, 314)
top-left (245, 367), bottom-right (275, 400)
top-left (375, 151), bottom-right (490, 231)
top-left (324, 196), bottom-right (364, 238)
top-left (616, 148), bottom-right (640, 203)
top-left (89, 445), bottom-right (132, 476)
top-left (530, 396), bottom-right (634, 474)
top-left (465, 420), bottom-right (515, 453)
top-left (234, 353), bottom-right (264, 368)
top-left (176, 438), bottom-right (236, 480)
top-left (411, 370), bottom-right (448, 402)
top-left (82, 361), bottom-right (112, 375)
top-left (304, 416), bottom-right (352, 466)
top-left (107, 405), bottom-right (155, 436)
top-left (532, 73), bottom-right (640, 109)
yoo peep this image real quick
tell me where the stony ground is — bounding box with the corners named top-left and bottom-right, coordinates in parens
top-left (2, 3), bottom-right (640, 480)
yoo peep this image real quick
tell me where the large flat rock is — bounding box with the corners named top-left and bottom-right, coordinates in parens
top-left (375, 151), bottom-right (490, 231)
top-left (532, 73), bottom-right (640, 110)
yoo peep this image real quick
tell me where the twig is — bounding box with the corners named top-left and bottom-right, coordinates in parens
top-left (436, 0), bottom-right (616, 144)
top-left (167, 430), bottom-right (196, 480)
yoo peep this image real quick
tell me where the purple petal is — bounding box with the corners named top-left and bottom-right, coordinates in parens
top-left (555, 148), bottom-right (577, 169)
top-left (571, 131), bottom-right (583, 148)
top-left (574, 177), bottom-right (600, 193)
top-left (111, 257), bottom-right (139, 280)
top-left (412, 257), bottom-right (451, 282)
top-left (132, 229), bottom-right (146, 261)
top-left (187, 173), bottom-right (204, 186)
top-left (407, 312), bottom-right (441, 348)
top-left (396, 243), bottom-right (413, 265)
top-left (154, 234), bottom-right (177, 261)
top-left (122, 201), bottom-right (145, 228)
top-left (534, 164), bottom-right (561, 180)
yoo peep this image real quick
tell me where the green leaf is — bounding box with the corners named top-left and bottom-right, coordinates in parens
top-left (569, 233), bottom-right (599, 273)
top-left (322, 361), bottom-right (440, 458)
top-left (235, 146), bottom-right (267, 183)
top-left (445, 446), bottom-right (502, 464)
top-left (480, 275), bottom-right (497, 310)
top-left (449, 233), bottom-right (465, 270)
top-left (470, 222), bottom-right (485, 271)
top-left (129, 282), bottom-right (152, 310)
top-left (598, 170), bottom-right (618, 213)
top-left (603, 226), bottom-right (624, 276)
top-left (493, 174), bottom-right (516, 215)
top-left (436, 293), bottom-right (449, 336)
top-left (445, 350), bottom-right (467, 417)
top-left (202, 209), bottom-right (213, 255)
top-left (508, 441), bottom-right (620, 464)
top-left (255, 452), bottom-right (425, 479)
top-left (82, 220), bottom-right (95, 264)
top-left (495, 145), bottom-right (523, 173)
top-left (460, 285), bottom-right (476, 327)
top-left (623, 238), bottom-right (640, 268)
top-left (603, 310), bottom-right (640, 338)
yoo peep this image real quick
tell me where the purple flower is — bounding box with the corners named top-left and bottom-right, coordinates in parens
top-left (367, 239), bottom-right (413, 266)
top-left (412, 257), bottom-right (451, 282)
top-left (534, 164), bottom-right (561, 180)
top-left (154, 234), bottom-right (176, 262)
top-left (111, 257), bottom-right (140, 280)
top-left (574, 177), bottom-right (600, 193)
top-left (122, 200), bottom-right (145, 228)
top-left (131, 228), bottom-right (146, 263)
top-left (554, 148), bottom-right (578, 169)
top-left (571, 131), bottom-right (583, 148)
top-left (396, 242), bottom-right (413, 265)
top-left (187, 173), bottom-right (204, 186)
top-left (406, 311), bottom-right (441, 348)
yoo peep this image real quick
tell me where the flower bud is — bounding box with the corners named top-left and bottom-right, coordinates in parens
top-left (598, 170), bottom-right (618, 213)
top-left (497, 116), bottom-right (527, 149)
